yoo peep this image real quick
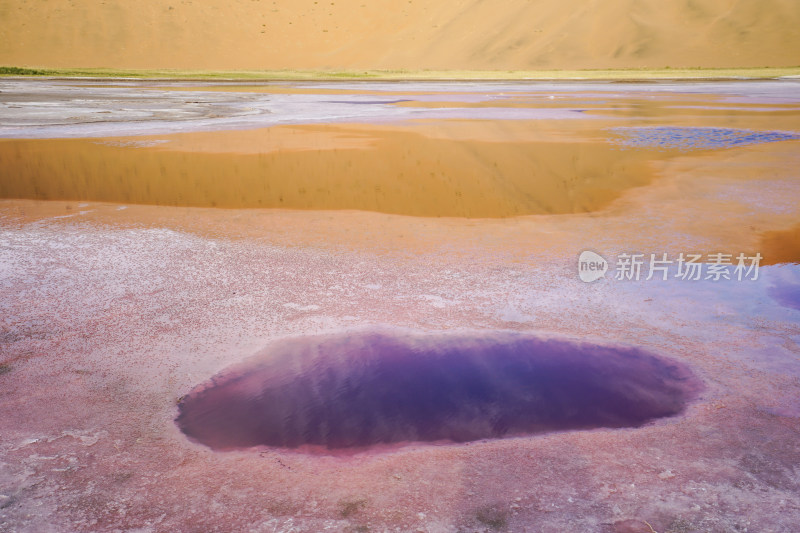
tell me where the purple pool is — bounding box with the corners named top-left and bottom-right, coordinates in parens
top-left (176, 330), bottom-right (703, 452)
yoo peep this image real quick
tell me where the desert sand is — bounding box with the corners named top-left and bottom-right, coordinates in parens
top-left (1, 0), bottom-right (799, 71)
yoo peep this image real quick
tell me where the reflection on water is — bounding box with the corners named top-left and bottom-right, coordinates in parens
top-left (761, 223), bottom-right (800, 266)
top-left (770, 283), bottom-right (800, 311)
top-left (175, 330), bottom-right (702, 452)
top-left (2, 81), bottom-right (799, 217)
top-left (768, 265), bottom-right (800, 311)
top-left (0, 124), bottom-right (655, 217)
top-left (612, 126), bottom-right (800, 151)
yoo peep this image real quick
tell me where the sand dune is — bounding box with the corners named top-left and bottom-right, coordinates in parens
top-left (1, 0), bottom-right (798, 71)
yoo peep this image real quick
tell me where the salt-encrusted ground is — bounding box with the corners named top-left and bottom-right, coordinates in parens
top-left (1, 81), bottom-right (799, 532)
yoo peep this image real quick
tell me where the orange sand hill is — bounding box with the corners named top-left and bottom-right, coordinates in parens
top-left (1, 0), bottom-right (798, 71)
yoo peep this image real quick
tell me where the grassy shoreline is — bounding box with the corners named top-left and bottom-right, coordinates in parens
top-left (2, 65), bottom-right (799, 81)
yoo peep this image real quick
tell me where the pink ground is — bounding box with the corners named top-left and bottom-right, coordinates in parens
top-left (1, 82), bottom-right (800, 532)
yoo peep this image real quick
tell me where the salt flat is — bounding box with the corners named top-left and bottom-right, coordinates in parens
top-left (1, 80), bottom-right (799, 532)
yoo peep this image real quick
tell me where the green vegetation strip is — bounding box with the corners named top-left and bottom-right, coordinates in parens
top-left (2, 66), bottom-right (800, 81)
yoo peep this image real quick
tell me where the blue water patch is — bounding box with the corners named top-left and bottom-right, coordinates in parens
top-left (611, 127), bottom-right (800, 151)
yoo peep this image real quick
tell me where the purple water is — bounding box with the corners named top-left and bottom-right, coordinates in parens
top-left (175, 330), bottom-right (702, 452)
top-left (769, 283), bottom-right (800, 311)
